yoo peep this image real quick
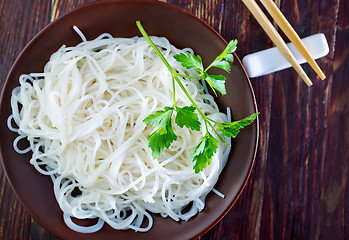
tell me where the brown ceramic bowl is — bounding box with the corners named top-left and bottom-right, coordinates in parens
top-left (0, 0), bottom-right (258, 239)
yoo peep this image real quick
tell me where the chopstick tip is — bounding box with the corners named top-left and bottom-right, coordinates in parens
top-left (303, 76), bottom-right (313, 87)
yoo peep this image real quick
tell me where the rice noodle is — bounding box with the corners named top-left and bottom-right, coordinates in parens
top-left (9, 32), bottom-right (231, 232)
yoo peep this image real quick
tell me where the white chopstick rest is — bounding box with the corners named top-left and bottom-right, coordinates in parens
top-left (242, 33), bottom-right (329, 78)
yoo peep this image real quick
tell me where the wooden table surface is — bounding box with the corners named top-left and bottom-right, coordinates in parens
top-left (0, 0), bottom-right (348, 239)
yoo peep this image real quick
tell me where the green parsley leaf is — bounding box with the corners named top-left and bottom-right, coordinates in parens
top-left (191, 133), bottom-right (219, 173)
top-left (148, 124), bottom-right (177, 159)
top-left (175, 106), bottom-right (201, 131)
top-left (209, 39), bottom-right (237, 72)
top-left (210, 60), bottom-right (231, 72)
top-left (143, 107), bottom-right (174, 127)
top-left (144, 107), bottom-right (177, 158)
top-left (206, 75), bottom-right (227, 95)
top-left (173, 52), bottom-right (204, 71)
top-left (217, 112), bottom-right (259, 138)
top-left (224, 53), bottom-right (234, 62)
top-left (214, 39), bottom-right (238, 62)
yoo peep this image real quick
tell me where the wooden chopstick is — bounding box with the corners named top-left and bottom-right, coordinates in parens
top-left (260, 0), bottom-right (326, 80)
top-left (242, 0), bottom-right (313, 86)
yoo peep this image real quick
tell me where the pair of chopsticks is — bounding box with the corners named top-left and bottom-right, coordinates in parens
top-left (242, 0), bottom-right (326, 86)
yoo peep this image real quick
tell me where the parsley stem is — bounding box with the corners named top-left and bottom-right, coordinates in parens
top-left (204, 64), bottom-right (214, 73)
top-left (207, 120), bottom-right (229, 145)
top-left (137, 20), bottom-right (229, 145)
top-left (174, 74), bottom-right (228, 145)
top-left (173, 74), bottom-right (207, 120)
top-left (177, 73), bottom-right (202, 79)
top-left (136, 21), bottom-right (177, 77)
top-left (136, 21), bottom-right (208, 124)
top-left (172, 76), bottom-right (176, 106)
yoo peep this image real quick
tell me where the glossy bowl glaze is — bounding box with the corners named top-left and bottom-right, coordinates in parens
top-left (0, 0), bottom-right (258, 239)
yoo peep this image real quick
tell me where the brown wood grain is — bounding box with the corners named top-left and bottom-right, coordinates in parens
top-left (0, 0), bottom-right (348, 239)
top-left (0, 1), bottom-right (51, 239)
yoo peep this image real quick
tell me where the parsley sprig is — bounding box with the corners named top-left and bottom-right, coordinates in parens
top-left (136, 21), bottom-right (258, 173)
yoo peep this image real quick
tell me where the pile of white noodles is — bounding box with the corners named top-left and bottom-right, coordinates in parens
top-left (8, 30), bottom-right (231, 232)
